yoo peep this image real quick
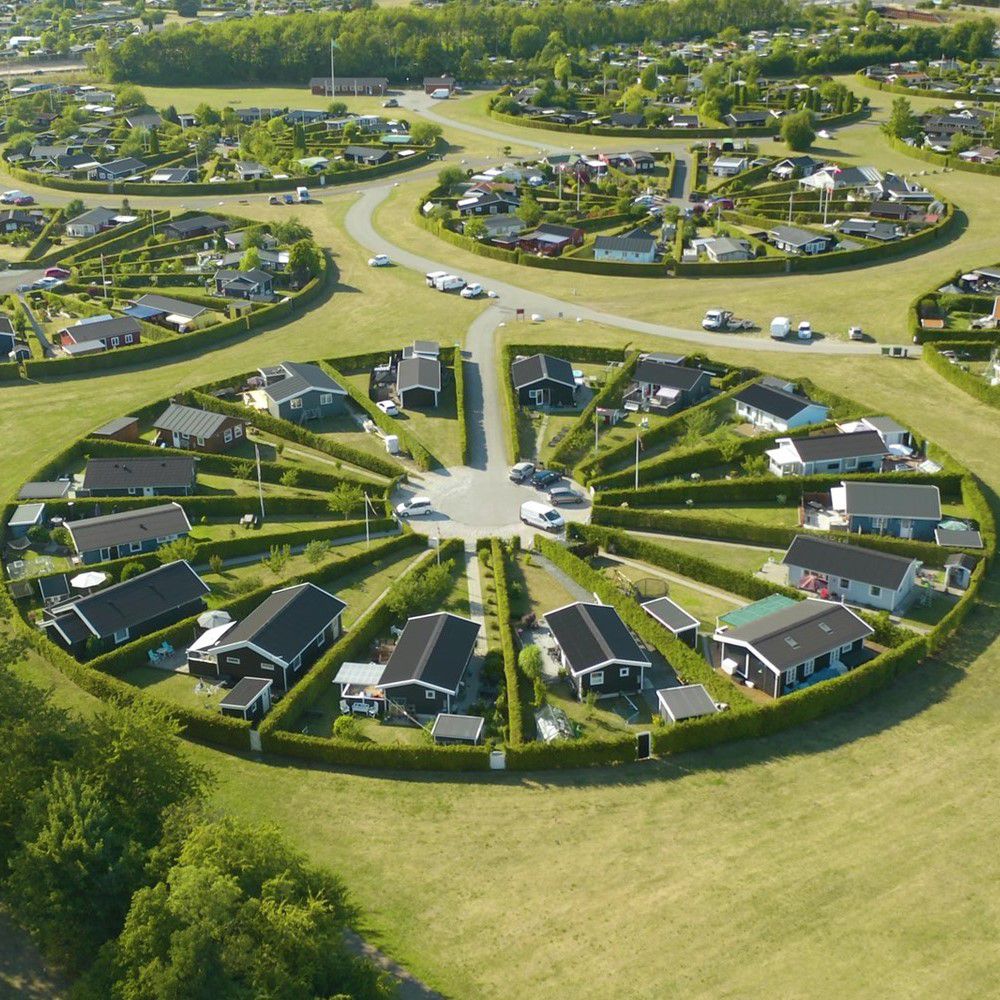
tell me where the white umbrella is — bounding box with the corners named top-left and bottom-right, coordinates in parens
top-left (70, 571), bottom-right (108, 590)
top-left (197, 609), bottom-right (232, 630)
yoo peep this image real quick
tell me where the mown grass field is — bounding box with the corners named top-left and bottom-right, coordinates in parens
top-left (5, 81), bottom-right (1000, 1000)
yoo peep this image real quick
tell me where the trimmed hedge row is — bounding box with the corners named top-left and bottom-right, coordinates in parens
top-left (454, 348), bottom-right (469, 465)
top-left (923, 340), bottom-right (1000, 410)
top-left (319, 359), bottom-right (436, 470)
top-left (44, 493), bottom-right (339, 519)
top-left (492, 539), bottom-right (529, 745)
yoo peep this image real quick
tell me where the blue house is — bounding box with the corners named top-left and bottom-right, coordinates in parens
top-left (64, 502), bottom-right (191, 564)
top-left (830, 481), bottom-right (941, 541)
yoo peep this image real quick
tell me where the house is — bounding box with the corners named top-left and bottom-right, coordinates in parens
top-left (630, 355), bottom-right (711, 414)
top-left (342, 145), bottom-right (393, 166)
top-left (310, 76), bottom-right (388, 96)
top-left (403, 340), bottom-right (440, 361)
top-left (7, 503), bottom-right (45, 538)
top-left (0, 316), bottom-right (26, 360)
top-left (187, 583), bottom-right (346, 692)
top-left (430, 713), bottom-right (486, 745)
top-left (91, 416), bottom-right (140, 442)
top-left (87, 157), bottom-right (146, 181)
top-left (234, 161), bottom-right (269, 181)
top-left (43, 560), bottom-right (208, 656)
top-left (58, 316), bottom-right (141, 354)
top-left (423, 76), bottom-right (456, 95)
top-left (164, 214), bottom-right (229, 240)
top-left (64, 502), bottom-right (191, 564)
top-left (377, 612), bottom-right (480, 716)
top-left (733, 380), bottom-right (830, 432)
top-left (213, 268), bottom-right (274, 300)
top-left (711, 155), bottom-right (749, 177)
top-left (465, 214), bottom-right (525, 240)
top-left (766, 430), bottom-right (888, 477)
top-left (642, 596), bottom-right (699, 648)
top-left (769, 155), bottom-right (822, 180)
top-left (125, 112), bottom-right (161, 130)
top-left (594, 228), bottom-right (658, 264)
top-left (945, 553), bottom-right (978, 591)
top-left (869, 200), bottom-right (913, 222)
top-left (80, 457), bottom-right (197, 497)
top-left (125, 294), bottom-right (212, 332)
top-left (836, 415), bottom-right (912, 450)
top-left (18, 481), bottom-right (71, 501)
top-left (511, 353), bottom-right (577, 407)
top-left (835, 218), bottom-right (900, 242)
top-left (544, 602), bottom-right (651, 700)
top-left (724, 111), bottom-right (768, 128)
top-left (396, 356), bottom-right (442, 408)
top-left (608, 111), bottom-right (645, 128)
top-left (65, 206), bottom-right (119, 238)
top-left (782, 535), bottom-right (921, 613)
top-left (701, 236), bottom-right (752, 263)
top-left (517, 223), bottom-right (584, 257)
top-left (219, 677), bottom-right (273, 722)
top-left (456, 191), bottom-right (520, 216)
top-left (656, 684), bottom-right (720, 722)
top-left (670, 113), bottom-right (700, 128)
top-left (768, 225), bottom-right (837, 255)
top-left (257, 361), bottom-right (347, 421)
top-left (800, 165), bottom-right (882, 192)
top-left (0, 210), bottom-right (44, 233)
top-left (609, 150), bottom-right (656, 174)
top-left (149, 167), bottom-right (197, 184)
top-left (829, 481), bottom-right (941, 540)
top-left (714, 597), bottom-right (874, 697)
top-left (153, 403), bottom-right (245, 453)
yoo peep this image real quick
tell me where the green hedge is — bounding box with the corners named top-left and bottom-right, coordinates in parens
top-left (454, 348), bottom-right (469, 465)
top-left (923, 340), bottom-right (1000, 410)
top-left (492, 539), bottom-right (529, 745)
top-left (24, 208), bottom-right (64, 262)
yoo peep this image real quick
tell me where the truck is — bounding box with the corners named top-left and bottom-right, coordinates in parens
top-left (296, 186), bottom-right (310, 203)
top-left (434, 274), bottom-right (466, 292)
top-left (702, 309), bottom-right (756, 332)
top-left (770, 316), bottom-right (791, 340)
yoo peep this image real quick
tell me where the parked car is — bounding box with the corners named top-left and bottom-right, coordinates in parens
top-left (396, 496), bottom-right (432, 517)
top-left (848, 325), bottom-right (865, 341)
top-left (368, 254), bottom-right (391, 267)
top-left (531, 469), bottom-right (561, 490)
top-left (12, 195), bottom-right (34, 206)
top-left (797, 320), bottom-right (813, 341)
top-left (268, 196), bottom-right (281, 205)
top-left (548, 486), bottom-right (586, 506)
top-left (460, 282), bottom-right (483, 299)
top-left (33, 276), bottom-right (63, 289)
top-left (509, 461), bottom-right (535, 482)
top-left (383, 98), bottom-right (399, 108)
top-left (282, 193), bottom-right (294, 204)
top-left (377, 399), bottom-right (399, 416)
top-left (44, 267), bottom-right (70, 279)
top-left (520, 500), bottom-right (564, 532)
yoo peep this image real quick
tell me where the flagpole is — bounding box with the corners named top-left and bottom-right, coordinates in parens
top-left (330, 38), bottom-right (336, 100)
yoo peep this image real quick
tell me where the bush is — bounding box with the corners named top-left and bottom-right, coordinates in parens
top-left (119, 561), bottom-right (146, 582)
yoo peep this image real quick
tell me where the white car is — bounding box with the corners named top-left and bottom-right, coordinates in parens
top-left (396, 496), bottom-right (432, 517)
top-left (848, 325), bottom-right (864, 341)
top-left (486, 289), bottom-right (499, 298)
top-left (33, 276), bottom-right (63, 289)
top-left (797, 320), bottom-right (813, 341)
top-left (460, 282), bottom-right (483, 299)
top-left (816, 129), bottom-right (832, 140)
top-left (376, 399), bottom-right (399, 416)
top-left (368, 254), bottom-right (391, 267)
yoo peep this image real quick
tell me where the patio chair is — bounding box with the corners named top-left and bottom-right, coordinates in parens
top-left (159, 641), bottom-right (174, 656)
top-left (147, 649), bottom-right (161, 664)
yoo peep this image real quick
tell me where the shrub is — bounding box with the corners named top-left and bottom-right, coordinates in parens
top-left (119, 561), bottom-right (146, 582)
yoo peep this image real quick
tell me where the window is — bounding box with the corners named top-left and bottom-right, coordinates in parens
top-left (290, 398), bottom-right (303, 410)
top-left (818, 621), bottom-right (832, 633)
top-left (129, 542), bottom-right (142, 553)
top-left (425, 689), bottom-right (436, 700)
top-left (591, 670), bottom-right (605, 686)
top-left (223, 429), bottom-right (233, 444)
top-left (316, 632), bottom-right (326, 649)
top-left (320, 393), bottom-right (333, 405)
top-left (783, 636), bottom-right (799, 649)
top-left (234, 425), bottom-right (243, 438)
top-left (872, 516), bottom-right (887, 530)
top-left (803, 659), bottom-right (815, 677)
top-left (128, 487), bottom-right (137, 496)
top-left (785, 668), bottom-right (796, 687)
top-left (839, 578), bottom-right (850, 588)
top-left (100, 548), bottom-right (111, 561)
top-left (124, 334), bottom-right (133, 344)
top-left (841, 643), bottom-right (853, 655)
top-left (619, 666), bottom-right (630, 678)
top-left (225, 656), bottom-right (240, 665)
top-left (259, 662), bottom-right (274, 672)
top-left (870, 585), bottom-right (882, 597)
top-left (845, 457), bottom-right (857, 469)
top-left (110, 337), bottom-right (120, 347)
top-left (196, 437), bottom-right (205, 447)
top-left (113, 628), bottom-right (129, 645)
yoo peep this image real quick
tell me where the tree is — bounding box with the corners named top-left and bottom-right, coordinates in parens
top-left (279, 468), bottom-right (300, 488)
top-left (327, 482), bottom-right (363, 520)
top-left (950, 132), bottom-right (974, 154)
top-left (386, 560), bottom-right (454, 618)
top-left (437, 164), bottom-right (466, 189)
top-left (780, 109), bottom-right (816, 151)
top-left (288, 239), bottom-right (321, 282)
top-left (463, 217), bottom-right (487, 241)
top-left (639, 63), bottom-right (658, 91)
top-left (518, 192), bottom-right (544, 228)
top-left (333, 714), bottom-right (364, 741)
top-left (64, 198), bottom-right (86, 220)
top-left (263, 544), bottom-right (291, 576)
top-left (682, 407), bottom-right (718, 447)
top-left (157, 536), bottom-right (198, 564)
top-left (511, 23), bottom-right (544, 59)
top-left (208, 553), bottom-right (224, 575)
top-left (114, 84), bottom-right (147, 110)
top-left (119, 560), bottom-right (146, 581)
top-left (174, 0), bottom-right (201, 16)
top-left (741, 453), bottom-right (769, 476)
top-left (410, 121), bottom-right (441, 146)
top-left (882, 96), bottom-right (921, 142)
top-left (554, 54), bottom-right (572, 89)
top-left (271, 218), bottom-right (311, 244)
top-left (304, 539), bottom-right (331, 565)
top-left (239, 246), bottom-right (262, 271)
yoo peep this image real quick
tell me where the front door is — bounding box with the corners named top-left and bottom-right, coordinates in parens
top-left (900, 519), bottom-right (913, 539)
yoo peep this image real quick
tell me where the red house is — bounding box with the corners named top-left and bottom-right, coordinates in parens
top-left (517, 223), bottom-right (585, 257)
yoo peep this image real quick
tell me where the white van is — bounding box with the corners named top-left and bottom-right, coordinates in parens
top-left (434, 274), bottom-right (466, 292)
top-left (770, 316), bottom-right (791, 340)
top-left (396, 496), bottom-right (432, 518)
top-left (296, 186), bottom-right (310, 202)
top-left (430, 87), bottom-right (451, 100)
top-left (425, 270), bottom-right (448, 287)
top-left (520, 500), bottom-right (564, 532)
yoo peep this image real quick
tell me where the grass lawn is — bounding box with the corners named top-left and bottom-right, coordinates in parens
top-left (121, 664), bottom-right (227, 713)
top-left (509, 552), bottom-right (577, 620)
top-left (646, 503), bottom-right (800, 528)
top-left (628, 534), bottom-right (783, 576)
top-left (139, 84), bottom-right (394, 116)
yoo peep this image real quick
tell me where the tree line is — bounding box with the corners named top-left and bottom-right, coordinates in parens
top-left (0, 635), bottom-right (395, 999)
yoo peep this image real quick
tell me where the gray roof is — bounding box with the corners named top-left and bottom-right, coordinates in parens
top-left (18, 481), bottom-right (71, 500)
top-left (82, 457), bottom-right (196, 493)
top-left (862, 415), bottom-right (907, 436)
top-left (65, 502), bottom-right (190, 554)
top-left (60, 316), bottom-right (140, 344)
top-left (166, 214), bottom-right (228, 235)
top-left (783, 535), bottom-right (918, 590)
top-left (430, 713), bottom-right (485, 742)
top-left (769, 225), bottom-right (835, 248)
top-left (735, 381), bottom-right (823, 421)
top-left (219, 676), bottom-right (272, 709)
top-left (154, 403), bottom-right (236, 439)
top-left (133, 294), bottom-right (207, 319)
top-left (944, 552), bottom-right (978, 570)
top-left (634, 358), bottom-right (706, 391)
top-left (96, 156), bottom-right (146, 174)
top-left (511, 353), bottom-right (575, 390)
top-left (207, 583), bottom-right (345, 665)
top-left (935, 528), bottom-right (983, 549)
top-left (544, 602), bottom-right (650, 676)
top-left (718, 598), bottom-right (873, 673)
top-left (656, 684), bottom-right (719, 721)
top-left (642, 596), bottom-right (699, 633)
top-left (787, 430), bottom-right (887, 463)
top-left (262, 361), bottom-right (346, 404)
top-left (215, 267), bottom-right (271, 288)
top-left (594, 229), bottom-right (657, 254)
top-left (67, 206), bottom-right (118, 228)
top-left (841, 481), bottom-right (941, 520)
top-left (397, 356), bottom-right (442, 393)
top-left (378, 613), bottom-right (480, 694)
top-left (92, 416), bottom-right (139, 437)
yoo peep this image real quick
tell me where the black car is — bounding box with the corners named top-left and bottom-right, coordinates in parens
top-left (532, 469), bottom-right (561, 489)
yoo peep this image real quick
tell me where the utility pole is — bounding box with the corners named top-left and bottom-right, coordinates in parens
top-left (254, 443), bottom-right (265, 522)
top-left (634, 428), bottom-right (640, 490)
top-left (594, 407), bottom-right (599, 454)
top-left (330, 38), bottom-right (337, 102)
top-left (787, 189), bottom-right (793, 224)
top-left (363, 491), bottom-right (370, 549)
top-left (100, 254), bottom-right (108, 299)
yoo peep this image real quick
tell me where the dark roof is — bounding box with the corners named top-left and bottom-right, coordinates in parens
top-left (38, 573), bottom-right (70, 600)
top-left (92, 416), bottom-right (138, 437)
top-left (544, 602), bottom-right (650, 675)
top-left (262, 361), bottom-right (346, 403)
top-left (734, 381), bottom-right (823, 421)
top-left (18, 481), bottom-right (71, 500)
top-left (718, 598), bottom-right (873, 672)
top-left (935, 528), bottom-right (983, 549)
top-left (396, 356), bottom-right (442, 393)
top-left (841, 481), bottom-right (941, 520)
top-left (61, 316), bottom-right (140, 344)
top-left (944, 552), bottom-right (979, 571)
top-left (82, 457), bottom-right (196, 493)
top-left (65, 502), bottom-right (190, 553)
top-left (642, 597), bottom-right (699, 633)
top-left (166, 214), bottom-right (228, 235)
top-left (511, 353), bottom-right (575, 390)
top-left (656, 684), bottom-right (719, 721)
top-left (154, 403), bottom-right (238, 439)
top-left (344, 145), bottom-right (391, 161)
top-left (209, 583), bottom-right (345, 665)
top-left (379, 613), bottom-right (480, 694)
top-left (215, 267), bottom-right (271, 288)
top-left (769, 225), bottom-right (835, 247)
top-left (430, 713), bottom-right (485, 741)
top-left (533, 223), bottom-right (580, 239)
top-left (68, 206), bottom-right (118, 228)
top-left (634, 358), bottom-right (706, 390)
top-left (782, 536), bottom-right (918, 590)
top-left (134, 294), bottom-right (206, 318)
top-left (594, 230), bottom-right (657, 254)
top-left (56, 560), bottom-right (208, 639)
top-left (96, 156), bottom-right (146, 174)
top-left (786, 430), bottom-right (887, 463)
top-left (219, 676), bottom-right (272, 709)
